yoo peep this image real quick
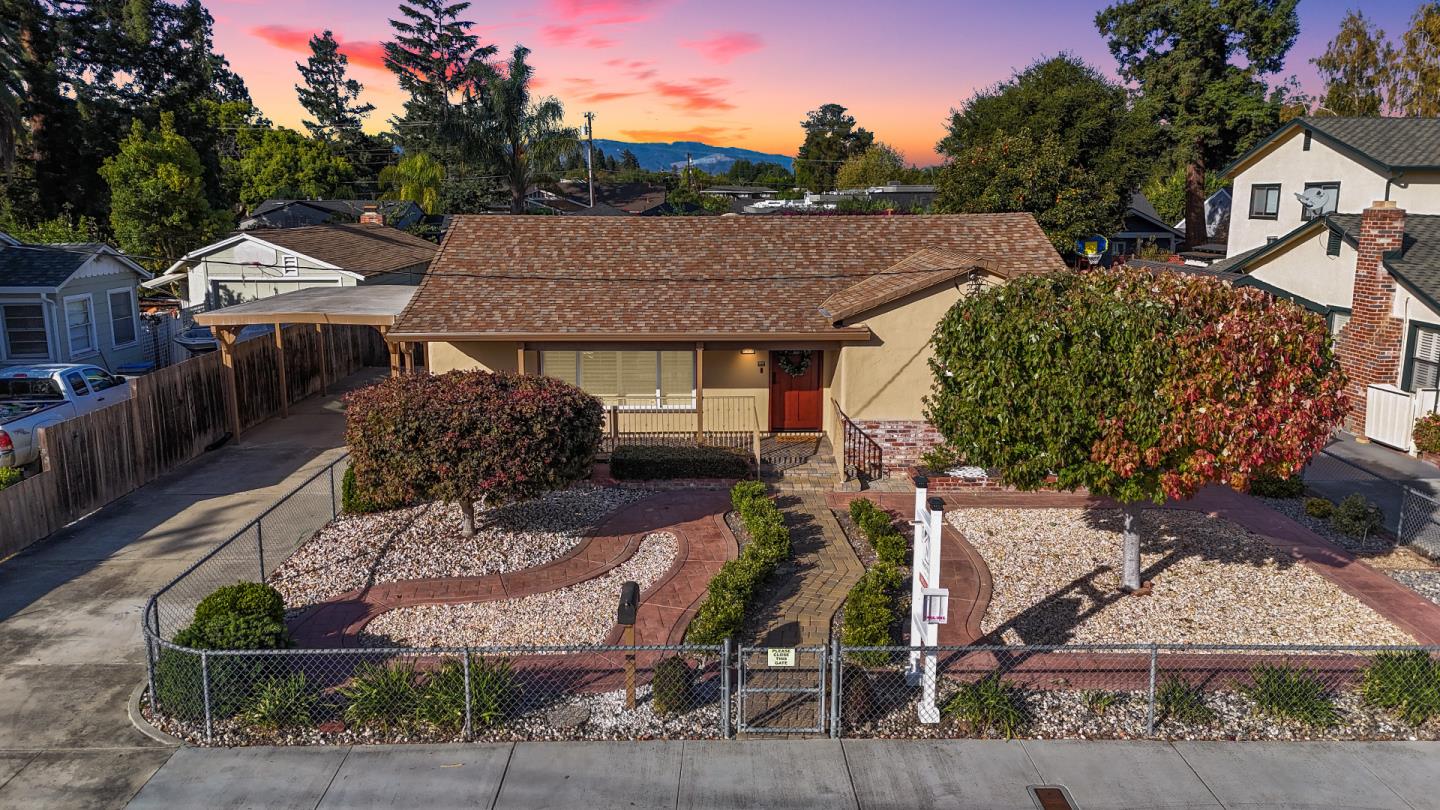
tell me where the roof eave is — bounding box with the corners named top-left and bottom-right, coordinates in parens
top-left (384, 328), bottom-right (874, 343)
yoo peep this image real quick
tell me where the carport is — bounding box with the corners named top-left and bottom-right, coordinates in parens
top-left (194, 285), bottom-right (418, 438)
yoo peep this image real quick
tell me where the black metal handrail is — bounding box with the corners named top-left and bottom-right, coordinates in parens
top-left (832, 399), bottom-right (883, 481)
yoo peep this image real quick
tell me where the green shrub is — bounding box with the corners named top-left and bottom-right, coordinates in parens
top-left (173, 582), bottom-right (291, 652)
top-left (1241, 664), bottom-right (1341, 727)
top-left (339, 661), bottom-right (421, 730)
top-left (1156, 676), bottom-right (1215, 725)
top-left (652, 655), bottom-right (694, 716)
top-left (1331, 494), bottom-right (1384, 538)
top-left (841, 564), bottom-right (902, 664)
top-left (1304, 497), bottom-right (1334, 519)
top-left (152, 648), bottom-right (267, 722)
top-left (609, 444), bottom-right (752, 480)
top-left (1362, 651), bottom-right (1440, 725)
top-left (243, 673), bottom-right (318, 730)
top-left (341, 465), bottom-right (400, 514)
top-left (0, 467), bottom-right (21, 491)
top-left (1249, 473), bottom-right (1305, 499)
top-left (413, 656), bottom-right (514, 731)
top-left (942, 674), bottom-right (1027, 738)
top-left (1414, 414), bottom-right (1440, 454)
top-left (686, 482), bottom-right (792, 644)
top-left (1081, 689), bottom-right (1119, 715)
top-left (848, 498), bottom-right (909, 566)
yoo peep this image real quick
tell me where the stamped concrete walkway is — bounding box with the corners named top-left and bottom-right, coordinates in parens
top-left (290, 490), bottom-right (737, 648)
top-left (747, 494), bottom-right (864, 648)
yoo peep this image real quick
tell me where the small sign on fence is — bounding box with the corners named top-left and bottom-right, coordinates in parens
top-left (922, 589), bottom-right (949, 624)
top-left (766, 648), bottom-right (796, 668)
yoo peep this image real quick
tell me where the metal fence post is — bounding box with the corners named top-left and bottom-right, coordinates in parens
top-left (720, 639), bottom-right (731, 739)
top-left (256, 522), bottom-right (265, 581)
top-left (830, 637), bottom-right (842, 739)
top-left (462, 648), bottom-right (473, 741)
top-left (145, 632), bottom-right (158, 714)
top-left (329, 462), bottom-right (338, 518)
top-left (201, 650), bottom-right (213, 744)
top-left (1145, 643), bottom-right (1158, 736)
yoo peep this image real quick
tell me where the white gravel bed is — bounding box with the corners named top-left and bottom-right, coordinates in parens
top-left (844, 683), bottom-right (1440, 741)
top-left (270, 487), bottom-right (652, 609)
top-left (359, 532), bottom-right (679, 648)
top-left (1386, 570), bottom-right (1440, 606)
top-left (145, 681), bottom-right (722, 746)
top-left (947, 508), bottom-right (1415, 646)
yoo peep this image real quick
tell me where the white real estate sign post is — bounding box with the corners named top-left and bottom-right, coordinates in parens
top-left (909, 479), bottom-right (947, 724)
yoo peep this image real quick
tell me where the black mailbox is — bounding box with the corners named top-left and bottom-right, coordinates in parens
top-left (617, 581), bottom-right (640, 626)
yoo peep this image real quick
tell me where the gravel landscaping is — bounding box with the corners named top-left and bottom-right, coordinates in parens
top-left (270, 487), bottom-right (652, 609)
top-left (946, 507), bottom-right (1415, 646)
top-left (843, 681), bottom-right (1440, 741)
top-left (358, 532), bottom-right (679, 648)
top-left (1258, 495), bottom-right (1392, 554)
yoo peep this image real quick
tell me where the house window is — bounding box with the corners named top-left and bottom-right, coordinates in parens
top-left (63, 294), bottom-right (96, 357)
top-left (540, 350), bottom-right (696, 406)
top-left (108, 288), bottom-right (137, 347)
top-left (1301, 182), bottom-right (1340, 220)
top-left (1407, 326), bottom-right (1440, 391)
top-left (1, 304), bottom-right (48, 359)
top-left (1249, 184), bottom-right (1281, 219)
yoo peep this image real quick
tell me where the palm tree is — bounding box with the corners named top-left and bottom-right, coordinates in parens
top-left (480, 45), bottom-right (577, 213)
top-left (378, 152), bottom-right (443, 214)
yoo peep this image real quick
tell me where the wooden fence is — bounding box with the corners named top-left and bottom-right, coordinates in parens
top-left (0, 324), bottom-right (385, 559)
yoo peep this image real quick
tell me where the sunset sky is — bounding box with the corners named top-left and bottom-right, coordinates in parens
top-left (208, 0), bottom-right (1419, 166)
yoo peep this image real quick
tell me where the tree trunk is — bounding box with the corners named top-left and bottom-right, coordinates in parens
top-left (459, 500), bottom-right (476, 537)
top-left (1182, 158), bottom-right (1207, 250)
top-left (1120, 501), bottom-right (1142, 593)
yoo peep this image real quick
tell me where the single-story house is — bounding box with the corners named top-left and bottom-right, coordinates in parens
top-left (145, 223), bottom-right (438, 310)
top-left (239, 199), bottom-right (426, 231)
top-left (386, 214), bottom-right (1065, 473)
top-left (0, 237), bottom-right (153, 371)
top-left (1108, 192), bottom-right (1184, 259)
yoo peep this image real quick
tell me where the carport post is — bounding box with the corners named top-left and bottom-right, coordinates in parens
top-left (314, 324), bottom-right (329, 395)
top-left (273, 322), bottom-right (288, 418)
top-left (695, 342), bottom-right (705, 444)
top-left (216, 326), bottom-right (242, 441)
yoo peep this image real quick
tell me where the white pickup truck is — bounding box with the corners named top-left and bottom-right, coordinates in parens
top-left (0, 364), bottom-right (132, 470)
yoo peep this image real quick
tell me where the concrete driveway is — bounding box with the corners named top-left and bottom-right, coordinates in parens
top-left (0, 369), bottom-right (381, 810)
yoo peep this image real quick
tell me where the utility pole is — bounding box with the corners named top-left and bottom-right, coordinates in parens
top-left (584, 111), bottom-right (596, 208)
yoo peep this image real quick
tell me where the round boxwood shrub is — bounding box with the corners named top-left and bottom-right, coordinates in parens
top-left (1304, 497), bottom-right (1334, 519)
top-left (1331, 493), bottom-right (1383, 538)
top-left (651, 655), bottom-right (694, 716)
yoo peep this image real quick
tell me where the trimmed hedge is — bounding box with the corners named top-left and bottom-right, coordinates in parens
top-left (609, 444), bottom-right (752, 480)
top-left (841, 563), bottom-right (904, 662)
top-left (1249, 473), bottom-right (1305, 499)
top-left (848, 498), bottom-right (908, 567)
top-left (157, 582), bottom-right (293, 722)
top-left (686, 482), bottom-right (791, 644)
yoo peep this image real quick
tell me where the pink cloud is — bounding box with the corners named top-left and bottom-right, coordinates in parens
top-left (680, 32), bottom-right (763, 64)
top-left (651, 78), bottom-right (734, 112)
top-left (541, 24), bottom-right (615, 48)
top-left (548, 0), bottom-right (661, 24)
top-left (249, 25), bottom-right (388, 71)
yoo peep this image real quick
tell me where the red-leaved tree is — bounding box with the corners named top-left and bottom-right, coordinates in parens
top-left (928, 267), bottom-right (1347, 591)
top-left (345, 370), bottom-right (604, 535)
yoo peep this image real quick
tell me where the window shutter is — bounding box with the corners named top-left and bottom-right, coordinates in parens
top-left (1327, 230), bottom-right (1342, 256)
top-left (580, 351), bottom-right (619, 400)
top-left (1416, 329), bottom-right (1440, 364)
top-left (659, 351), bottom-right (695, 402)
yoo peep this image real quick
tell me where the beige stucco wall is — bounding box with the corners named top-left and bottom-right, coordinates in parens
top-left (1246, 228), bottom-right (1356, 310)
top-left (428, 341), bottom-right (521, 374)
top-left (834, 282), bottom-right (969, 421)
top-left (1229, 127), bottom-right (1440, 256)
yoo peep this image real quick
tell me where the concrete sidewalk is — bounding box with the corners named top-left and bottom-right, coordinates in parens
top-left (0, 369), bottom-right (382, 810)
top-left (126, 739), bottom-right (1440, 810)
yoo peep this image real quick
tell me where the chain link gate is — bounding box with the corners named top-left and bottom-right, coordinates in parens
top-left (735, 645), bottom-right (828, 735)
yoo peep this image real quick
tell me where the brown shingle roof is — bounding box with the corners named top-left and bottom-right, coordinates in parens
top-left (819, 247), bottom-right (994, 323)
top-left (244, 224), bottom-right (437, 278)
top-left (390, 214), bottom-right (1063, 339)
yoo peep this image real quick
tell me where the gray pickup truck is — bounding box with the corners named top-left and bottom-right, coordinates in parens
top-left (0, 364), bottom-right (132, 470)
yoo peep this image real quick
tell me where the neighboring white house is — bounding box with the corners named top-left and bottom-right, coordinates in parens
top-left (1214, 117), bottom-right (1440, 450)
top-left (0, 239), bottom-right (153, 371)
top-left (144, 223), bottom-right (437, 310)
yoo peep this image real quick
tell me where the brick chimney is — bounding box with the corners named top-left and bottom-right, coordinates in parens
top-left (359, 204), bottom-right (383, 226)
top-left (1337, 200), bottom-right (1407, 434)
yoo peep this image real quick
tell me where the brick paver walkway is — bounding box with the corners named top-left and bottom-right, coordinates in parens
top-left (289, 490), bottom-right (736, 648)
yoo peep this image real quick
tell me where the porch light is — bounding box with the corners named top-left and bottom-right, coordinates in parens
top-left (740, 348), bottom-right (755, 355)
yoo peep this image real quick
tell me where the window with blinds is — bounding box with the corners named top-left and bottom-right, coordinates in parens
top-left (540, 350), bottom-right (696, 406)
top-left (1408, 327), bottom-right (1440, 391)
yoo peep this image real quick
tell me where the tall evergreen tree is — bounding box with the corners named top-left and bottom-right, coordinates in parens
top-left (296, 30), bottom-right (375, 146)
top-left (1097, 0), bottom-right (1299, 249)
top-left (794, 104), bottom-right (873, 193)
top-left (1313, 10), bottom-right (1396, 116)
top-left (1392, 2), bottom-right (1440, 116)
top-left (383, 0), bottom-right (496, 158)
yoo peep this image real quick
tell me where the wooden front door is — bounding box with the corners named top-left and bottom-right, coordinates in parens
top-left (769, 351), bottom-right (823, 431)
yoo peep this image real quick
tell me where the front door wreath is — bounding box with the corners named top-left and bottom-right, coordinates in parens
top-left (776, 350), bottom-right (811, 377)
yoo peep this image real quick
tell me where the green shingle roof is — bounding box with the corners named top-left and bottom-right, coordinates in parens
top-left (1327, 213), bottom-right (1440, 311)
top-left (0, 243), bottom-right (101, 288)
top-left (1302, 117), bottom-right (1440, 170)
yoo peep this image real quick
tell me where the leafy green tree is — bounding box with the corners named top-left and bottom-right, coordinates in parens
top-left (934, 130), bottom-right (1112, 254)
top-left (1313, 10), bottom-right (1396, 116)
top-left (477, 46), bottom-right (577, 214)
top-left (795, 104), bottom-right (873, 193)
top-left (296, 30), bottom-right (375, 145)
top-left (379, 151), bottom-right (443, 214)
top-left (1392, 2), bottom-right (1440, 116)
top-left (99, 112), bottom-right (228, 265)
top-left (236, 128), bottom-right (355, 209)
top-left (835, 143), bottom-right (905, 190)
top-left (1097, 0), bottom-right (1299, 249)
top-left (1142, 163), bottom-right (1228, 226)
top-left (0, 3), bottom-right (25, 175)
top-left (0, 204), bottom-right (102, 243)
top-left (926, 268), bottom-right (1346, 592)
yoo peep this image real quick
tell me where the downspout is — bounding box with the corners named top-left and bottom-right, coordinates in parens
top-left (1386, 171), bottom-right (1405, 202)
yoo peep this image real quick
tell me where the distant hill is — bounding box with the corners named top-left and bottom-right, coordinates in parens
top-left (591, 140), bottom-right (793, 173)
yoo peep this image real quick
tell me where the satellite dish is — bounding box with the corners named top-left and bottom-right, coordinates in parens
top-left (1295, 188), bottom-right (1329, 214)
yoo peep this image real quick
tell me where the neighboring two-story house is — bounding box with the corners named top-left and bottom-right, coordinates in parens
top-left (1215, 117), bottom-right (1440, 449)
